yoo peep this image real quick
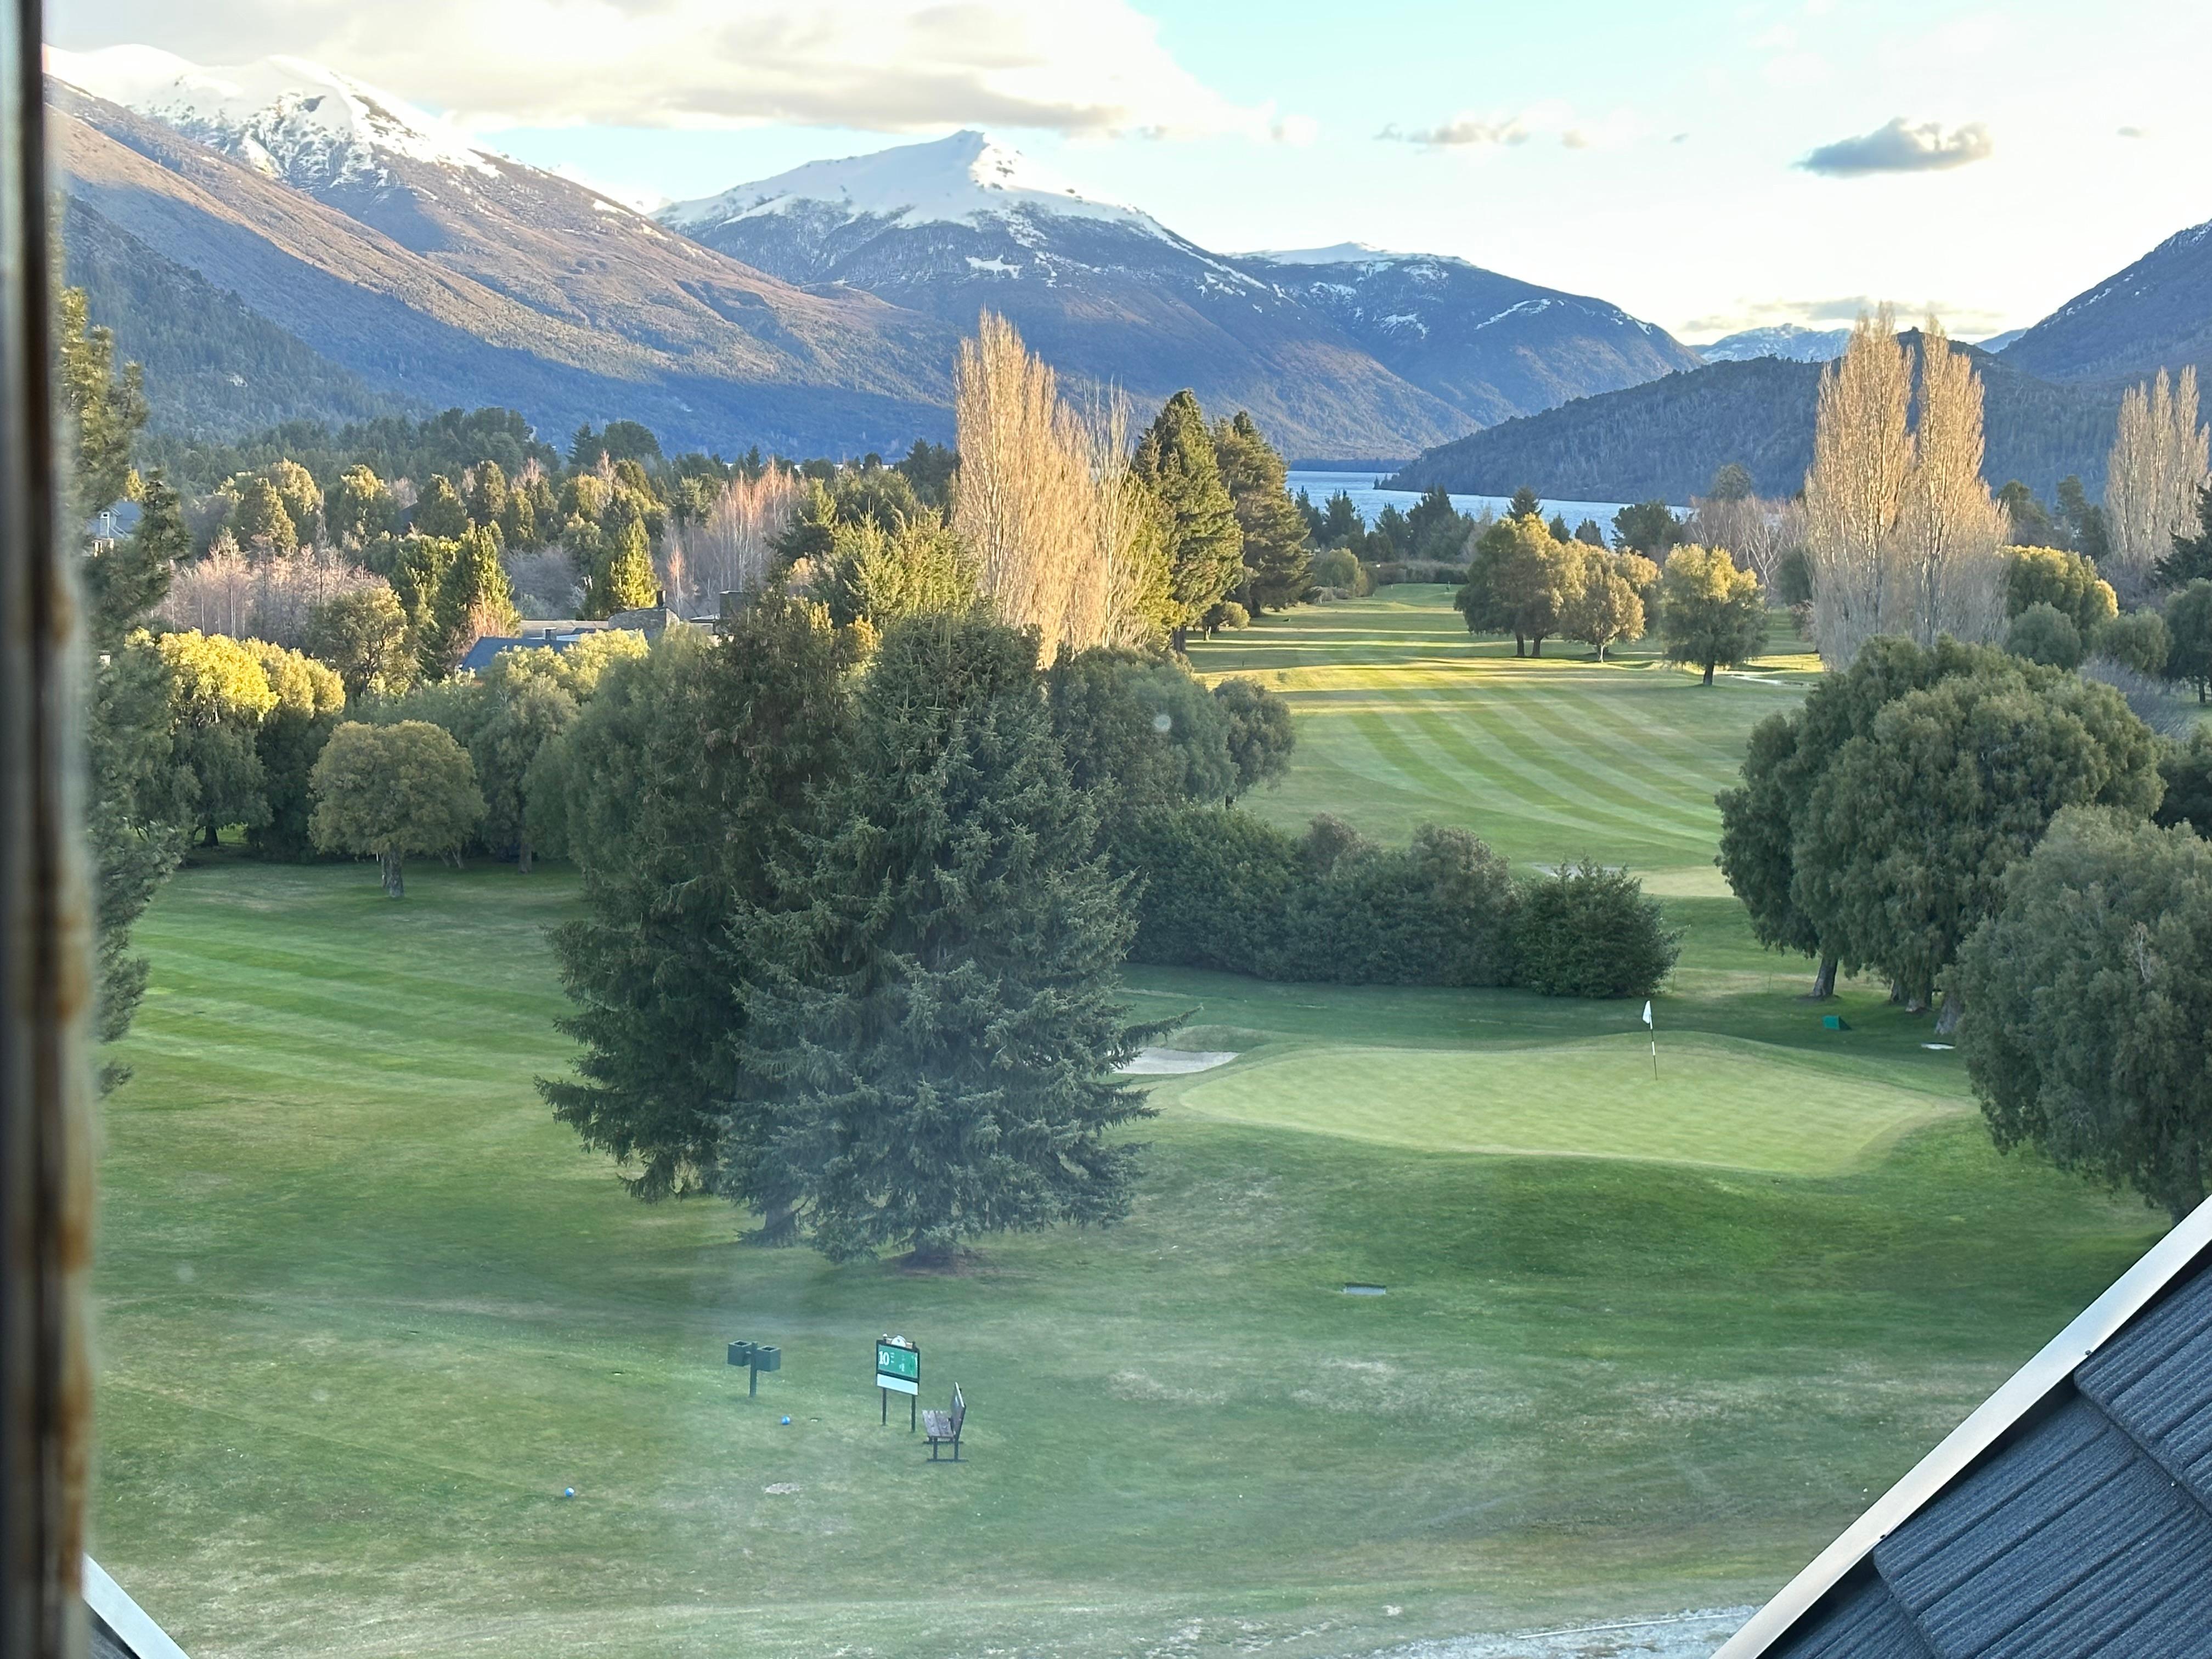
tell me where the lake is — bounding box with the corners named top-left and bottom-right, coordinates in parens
top-left (1286, 471), bottom-right (1635, 535)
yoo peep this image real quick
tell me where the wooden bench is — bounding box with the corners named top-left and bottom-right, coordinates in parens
top-left (921, 1384), bottom-right (965, 1462)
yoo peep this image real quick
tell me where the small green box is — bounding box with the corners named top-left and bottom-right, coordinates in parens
top-left (753, 1345), bottom-right (781, 1373)
top-left (1822, 1014), bottom-right (1850, 1031)
top-left (727, 1341), bottom-right (754, 1367)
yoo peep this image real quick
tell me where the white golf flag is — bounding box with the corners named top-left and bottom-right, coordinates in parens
top-left (1642, 1000), bottom-right (1652, 1028)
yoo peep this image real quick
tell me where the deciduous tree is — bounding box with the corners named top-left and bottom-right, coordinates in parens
top-left (308, 720), bottom-right (484, 897)
top-left (1658, 544), bottom-right (1765, 684)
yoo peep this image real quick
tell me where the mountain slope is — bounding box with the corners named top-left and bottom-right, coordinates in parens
top-left (61, 193), bottom-right (405, 437)
top-left (1237, 246), bottom-right (1702, 427)
top-left (660, 132), bottom-right (1475, 459)
top-left (46, 59), bottom-right (956, 454)
top-left (2003, 218), bottom-right (2212, 387)
top-left (1389, 341), bottom-right (2120, 503)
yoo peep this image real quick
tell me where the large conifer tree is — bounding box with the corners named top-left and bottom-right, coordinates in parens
top-left (540, 604), bottom-right (855, 1211)
top-left (1133, 390), bottom-right (1243, 648)
top-left (1212, 410), bottom-right (1312, 613)
top-left (742, 610), bottom-right (1154, 1264)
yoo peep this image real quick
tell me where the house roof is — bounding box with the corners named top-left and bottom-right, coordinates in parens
top-left (1717, 1194), bottom-right (2212, 1659)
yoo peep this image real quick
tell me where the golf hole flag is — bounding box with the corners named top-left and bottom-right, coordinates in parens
top-left (1643, 1000), bottom-right (1657, 1079)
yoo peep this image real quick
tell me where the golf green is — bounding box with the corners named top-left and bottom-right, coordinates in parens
top-left (1176, 1035), bottom-right (1962, 1175)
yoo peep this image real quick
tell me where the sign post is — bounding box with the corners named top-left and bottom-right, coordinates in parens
top-left (876, 1335), bottom-right (920, 1431)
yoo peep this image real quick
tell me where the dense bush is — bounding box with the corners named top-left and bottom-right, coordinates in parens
top-left (2005, 601), bottom-right (2083, 668)
top-left (1122, 809), bottom-right (1668, 996)
top-left (1121, 804), bottom-right (1301, 973)
top-left (1514, 861), bottom-right (1683, 998)
top-left (1276, 818), bottom-right (1519, 985)
top-left (2090, 609), bottom-right (2170, 677)
top-left (1367, 561), bottom-right (1469, 586)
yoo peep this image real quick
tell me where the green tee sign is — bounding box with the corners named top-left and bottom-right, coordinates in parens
top-left (875, 1339), bottom-right (920, 1394)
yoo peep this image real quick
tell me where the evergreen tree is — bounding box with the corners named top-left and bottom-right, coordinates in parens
top-left (61, 286), bottom-right (193, 1085)
top-left (591, 515), bottom-right (659, 616)
top-left (1133, 390), bottom-right (1243, 648)
top-left (1212, 410), bottom-right (1312, 613)
top-left (1612, 499), bottom-right (1686, 557)
top-left (1797, 657), bottom-right (2161, 1023)
top-left (1321, 490), bottom-right (1363, 546)
top-left (1547, 513), bottom-right (1571, 543)
top-left (2165, 579), bottom-right (2212, 702)
top-left (434, 523), bottom-right (522, 673)
top-left (1956, 808), bottom-right (2212, 1220)
top-left (464, 460), bottom-right (511, 530)
top-left (1459, 514), bottom-right (1577, 655)
top-left (263, 459), bottom-right (323, 539)
top-left (307, 585), bottom-right (417, 701)
top-left (541, 606), bottom-right (854, 1209)
top-left (1507, 486), bottom-right (1543, 521)
top-left (413, 473), bottom-right (470, 539)
top-left (743, 611), bottom-right (1154, 1264)
top-left (325, 464), bottom-right (392, 546)
top-left (232, 475), bottom-right (297, 553)
top-left (2056, 475), bottom-right (2109, 561)
top-left (2155, 484), bottom-right (2212, 588)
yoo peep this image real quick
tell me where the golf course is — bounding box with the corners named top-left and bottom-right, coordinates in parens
top-left (92, 590), bottom-right (2166, 1658)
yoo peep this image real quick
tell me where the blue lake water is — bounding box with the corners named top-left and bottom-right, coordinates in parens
top-left (1286, 471), bottom-right (1634, 535)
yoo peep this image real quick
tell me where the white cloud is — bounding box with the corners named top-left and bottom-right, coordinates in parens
top-left (51, 0), bottom-right (1300, 140)
top-left (1379, 101), bottom-right (1635, 153)
top-left (1799, 117), bottom-right (1994, 176)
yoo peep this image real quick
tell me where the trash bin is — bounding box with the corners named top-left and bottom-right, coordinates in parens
top-left (754, 1346), bottom-right (781, 1373)
top-left (727, 1341), bottom-right (755, 1367)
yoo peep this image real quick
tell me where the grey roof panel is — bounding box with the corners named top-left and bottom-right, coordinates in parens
top-left (2076, 1263), bottom-right (2212, 1508)
top-left (1768, 1573), bottom-right (1936, 1659)
top-left (1870, 1395), bottom-right (2212, 1659)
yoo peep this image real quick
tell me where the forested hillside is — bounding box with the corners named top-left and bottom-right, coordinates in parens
top-left (1390, 342), bottom-right (2123, 501)
top-left (64, 198), bottom-right (405, 437)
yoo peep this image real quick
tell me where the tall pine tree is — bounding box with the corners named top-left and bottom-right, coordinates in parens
top-left (1212, 410), bottom-right (1312, 613)
top-left (433, 523), bottom-right (522, 673)
top-left (62, 286), bottom-right (193, 1088)
top-left (540, 603), bottom-right (855, 1213)
top-left (591, 515), bottom-right (659, 616)
top-left (1133, 390), bottom-right (1243, 649)
top-left (742, 610), bottom-right (1155, 1264)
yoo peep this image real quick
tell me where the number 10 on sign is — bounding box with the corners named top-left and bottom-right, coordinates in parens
top-left (877, 1336), bottom-right (920, 1429)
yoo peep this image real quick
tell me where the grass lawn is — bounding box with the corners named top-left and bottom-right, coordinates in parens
top-left (88, 594), bottom-right (2168, 1659)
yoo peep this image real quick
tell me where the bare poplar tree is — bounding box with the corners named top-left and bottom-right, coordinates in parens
top-left (2105, 366), bottom-right (2208, 600)
top-left (1691, 492), bottom-right (1799, 591)
top-left (1893, 321), bottom-right (2005, 647)
top-left (951, 312), bottom-right (1115, 658)
top-left (664, 466), bottom-right (803, 613)
top-left (1803, 307), bottom-right (1912, 668)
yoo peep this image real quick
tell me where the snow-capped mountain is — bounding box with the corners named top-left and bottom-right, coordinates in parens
top-left (1236, 247), bottom-right (1702, 428)
top-left (661, 133), bottom-right (1699, 453)
top-left (2003, 217), bottom-right (2212, 387)
top-left (45, 47), bottom-right (1711, 458)
top-left (48, 45), bottom-right (501, 193)
top-left (44, 58), bottom-right (952, 453)
top-left (1694, 324), bottom-right (1852, 364)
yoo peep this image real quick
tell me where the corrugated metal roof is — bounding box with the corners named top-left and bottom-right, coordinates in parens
top-left (1718, 1196), bottom-right (2212, 1658)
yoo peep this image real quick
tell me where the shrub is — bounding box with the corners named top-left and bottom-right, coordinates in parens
top-left (2005, 601), bottom-right (2082, 668)
top-left (1514, 861), bottom-right (1681, 998)
top-left (2004, 544), bottom-right (2117, 634)
top-left (1121, 804), bottom-right (1297, 973)
top-left (1273, 820), bottom-right (1519, 985)
top-left (2090, 609), bottom-right (2170, 677)
top-left (1311, 546), bottom-right (1370, 594)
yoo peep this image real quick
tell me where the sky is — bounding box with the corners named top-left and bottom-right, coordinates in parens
top-left (44, 0), bottom-right (2212, 341)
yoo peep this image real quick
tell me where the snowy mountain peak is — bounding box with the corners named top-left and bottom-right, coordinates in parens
top-left (1242, 242), bottom-right (1427, 267)
top-left (45, 44), bottom-right (502, 187)
top-left (658, 129), bottom-right (1170, 241)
